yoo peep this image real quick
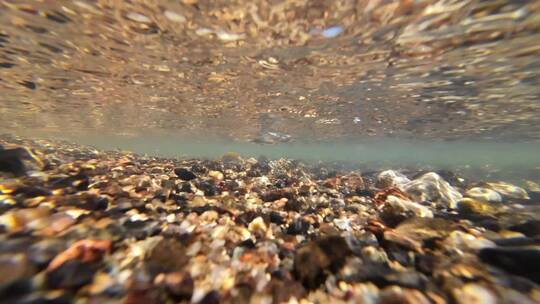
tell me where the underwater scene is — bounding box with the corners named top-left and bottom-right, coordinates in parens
top-left (1, 1), bottom-right (540, 303)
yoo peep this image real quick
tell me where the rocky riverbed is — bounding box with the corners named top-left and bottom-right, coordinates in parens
top-left (1, 134), bottom-right (540, 303)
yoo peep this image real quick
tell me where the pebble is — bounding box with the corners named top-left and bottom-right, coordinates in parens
top-left (46, 259), bottom-right (97, 289)
top-left (294, 236), bottom-right (351, 289)
top-left (465, 187), bottom-right (502, 203)
top-left (27, 239), bottom-right (66, 268)
top-left (164, 10), bottom-right (186, 23)
top-left (248, 216), bottom-right (268, 236)
top-left (457, 198), bottom-right (502, 217)
top-left (377, 170), bottom-right (410, 189)
top-left (508, 220), bottom-right (540, 237)
top-left (452, 283), bottom-right (497, 304)
top-left (215, 30), bottom-right (245, 42)
top-left (125, 12), bottom-right (152, 24)
top-left (0, 254), bottom-right (29, 287)
top-left (486, 182), bottom-right (529, 200)
top-left (0, 147), bottom-right (29, 176)
top-left (174, 167), bottom-right (197, 180)
top-left (402, 172), bottom-right (462, 208)
top-left (321, 26), bottom-right (344, 38)
top-left (478, 247), bottom-right (540, 284)
top-left (381, 195), bottom-right (433, 226)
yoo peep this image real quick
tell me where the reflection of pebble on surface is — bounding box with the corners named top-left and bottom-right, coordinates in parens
top-left (125, 12), bottom-right (152, 24)
top-left (321, 26), bottom-right (343, 38)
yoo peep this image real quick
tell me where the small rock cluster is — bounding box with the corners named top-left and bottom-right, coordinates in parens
top-left (1, 135), bottom-right (539, 303)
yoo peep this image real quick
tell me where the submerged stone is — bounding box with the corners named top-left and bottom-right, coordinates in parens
top-left (380, 195), bottom-right (433, 227)
top-left (0, 147), bottom-right (42, 176)
top-left (486, 182), bottom-right (529, 200)
top-left (478, 247), bottom-right (540, 284)
top-left (457, 198), bottom-right (502, 217)
top-left (46, 260), bottom-right (97, 289)
top-left (465, 187), bottom-right (502, 203)
top-left (377, 170), bottom-right (410, 189)
top-left (403, 172), bottom-right (462, 209)
top-left (293, 236), bottom-right (351, 289)
top-left (174, 167), bottom-right (197, 181)
top-left (508, 220), bottom-right (540, 237)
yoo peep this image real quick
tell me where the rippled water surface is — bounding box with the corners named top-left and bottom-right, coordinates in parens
top-left (1, 0), bottom-right (540, 145)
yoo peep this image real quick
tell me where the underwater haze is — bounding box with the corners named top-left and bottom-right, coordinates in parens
top-left (3, 2), bottom-right (540, 303)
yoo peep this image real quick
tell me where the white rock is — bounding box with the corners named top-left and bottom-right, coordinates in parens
top-left (377, 170), bottom-right (410, 188)
top-left (465, 187), bottom-right (502, 203)
top-left (444, 231), bottom-right (495, 251)
top-left (403, 172), bottom-right (462, 208)
top-left (453, 283), bottom-right (497, 304)
top-left (385, 195), bottom-right (434, 218)
top-left (334, 218), bottom-right (351, 231)
top-left (126, 12), bottom-right (152, 24)
top-left (486, 182), bottom-right (529, 200)
top-left (164, 10), bottom-right (186, 23)
top-left (216, 30), bottom-right (245, 42)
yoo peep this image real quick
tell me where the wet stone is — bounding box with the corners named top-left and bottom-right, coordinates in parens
top-left (380, 195), bottom-right (433, 227)
top-left (123, 219), bottom-right (160, 239)
top-left (286, 218), bottom-right (310, 235)
top-left (465, 187), bottom-right (502, 203)
top-left (457, 198), bottom-right (502, 217)
top-left (46, 260), bottom-right (97, 289)
top-left (452, 283), bottom-right (498, 304)
top-left (145, 238), bottom-right (190, 272)
top-left (403, 172), bottom-right (462, 209)
top-left (269, 211), bottom-right (285, 225)
top-left (508, 220), bottom-right (540, 237)
top-left (27, 239), bottom-right (66, 269)
top-left (196, 180), bottom-right (217, 196)
top-left (0, 254), bottom-right (29, 288)
top-left (293, 235), bottom-right (351, 288)
top-left (486, 182), bottom-right (529, 200)
top-left (174, 167), bottom-right (197, 181)
top-left (478, 247), bottom-right (540, 284)
top-left (0, 148), bottom-right (34, 176)
top-left (377, 170), bottom-right (410, 189)
top-left (155, 271), bottom-right (194, 299)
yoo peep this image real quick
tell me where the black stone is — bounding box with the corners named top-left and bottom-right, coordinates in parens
top-left (46, 260), bottom-right (97, 289)
top-left (235, 211), bottom-right (259, 226)
top-left (478, 247), bottom-right (540, 284)
top-left (199, 290), bottom-right (220, 304)
top-left (238, 239), bottom-right (256, 249)
top-left (293, 236), bottom-right (351, 289)
top-left (508, 220), bottom-right (540, 237)
top-left (27, 240), bottom-right (66, 269)
top-left (494, 236), bottom-right (540, 247)
top-left (19, 81), bottom-right (36, 90)
top-left (0, 148), bottom-right (30, 176)
top-left (176, 182), bottom-right (193, 193)
top-left (286, 219), bottom-right (310, 235)
top-left (190, 163), bottom-right (207, 174)
top-left (196, 181), bottom-right (216, 196)
top-left (284, 199), bottom-right (303, 212)
top-left (13, 185), bottom-right (51, 197)
top-left (269, 211), bottom-right (285, 225)
top-left (174, 168), bottom-right (197, 181)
